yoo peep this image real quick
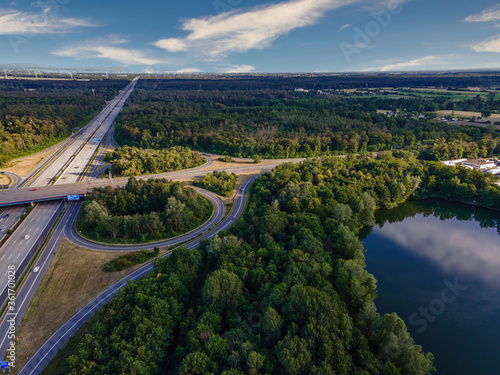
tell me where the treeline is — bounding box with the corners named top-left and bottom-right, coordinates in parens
top-left (77, 178), bottom-right (212, 243)
top-left (58, 155), bottom-right (500, 374)
top-left (194, 171), bottom-right (237, 197)
top-left (50, 156), bottom-right (500, 374)
top-left (135, 74), bottom-right (500, 91)
top-left (105, 146), bottom-right (205, 177)
top-left (0, 80), bottom-right (127, 165)
top-left (114, 89), bottom-right (500, 160)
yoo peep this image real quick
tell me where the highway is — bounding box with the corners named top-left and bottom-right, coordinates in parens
top-left (0, 160), bottom-right (301, 207)
top-left (17, 173), bottom-right (261, 375)
top-left (0, 206), bottom-right (27, 242)
top-left (0, 77), bottom-right (300, 373)
top-left (31, 79), bottom-right (137, 187)
top-left (0, 79), bottom-right (139, 309)
top-left (0, 173), bottom-right (25, 242)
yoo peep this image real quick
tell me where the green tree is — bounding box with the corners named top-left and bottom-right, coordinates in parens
top-left (202, 270), bottom-right (243, 308)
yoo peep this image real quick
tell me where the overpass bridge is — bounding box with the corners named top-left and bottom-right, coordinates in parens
top-left (0, 160), bottom-right (301, 207)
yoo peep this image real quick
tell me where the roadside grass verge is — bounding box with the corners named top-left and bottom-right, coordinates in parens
top-left (0, 150), bottom-right (53, 177)
top-left (12, 240), bottom-right (170, 374)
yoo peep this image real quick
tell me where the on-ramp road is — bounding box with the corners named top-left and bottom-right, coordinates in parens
top-left (17, 173), bottom-right (262, 375)
top-left (63, 187), bottom-right (225, 251)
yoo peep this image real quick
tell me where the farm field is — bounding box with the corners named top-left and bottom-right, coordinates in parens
top-left (437, 110), bottom-right (500, 119)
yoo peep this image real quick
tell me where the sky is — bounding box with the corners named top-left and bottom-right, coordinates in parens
top-left (1, 0), bottom-right (500, 73)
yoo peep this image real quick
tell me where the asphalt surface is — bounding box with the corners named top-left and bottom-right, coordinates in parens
top-left (0, 79), bottom-right (139, 306)
top-left (0, 160), bottom-right (302, 207)
top-left (0, 203), bottom-right (67, 372)
top-left (30, 80), bottom-right (137, 188)
top-left (63, 187), bottom-right (224, 251)
top-left (18, 173), bottom-right (261, 375)
top-left (0, 79), bottom-right (139, 360)
top-left (0, 203), bottom-right (62, 305)
top-left (0, 77), bottom-right (295, 373)
top-left (0, 206), bottom-right (27, 242)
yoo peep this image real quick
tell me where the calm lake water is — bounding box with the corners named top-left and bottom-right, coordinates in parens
top-left (361, 200), bottom-right (500, 375)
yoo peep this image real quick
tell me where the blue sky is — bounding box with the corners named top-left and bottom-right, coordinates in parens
top-left (1, 0), bottom-right (500, 73)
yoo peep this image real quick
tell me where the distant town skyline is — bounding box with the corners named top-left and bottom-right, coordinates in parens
top-left (1, 0), bottom-right (500, 73)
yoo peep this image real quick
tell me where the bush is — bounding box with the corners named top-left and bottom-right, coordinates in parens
top-left (103, 249), bottom-right (159, 272)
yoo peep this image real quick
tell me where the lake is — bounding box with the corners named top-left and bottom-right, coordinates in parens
top-left (361, 200), bottom-right (500, 375)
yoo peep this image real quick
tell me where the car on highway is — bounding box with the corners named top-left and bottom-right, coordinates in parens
top-left (4, 214), bottom-right (8, 218)
top-left (30, 188), bottom-right (38, 191)
top-left (1, 227), bottom-right (6, 232)
top-left (33, 266), bottom-right (40, 273)
top-left (24, 234), bottom-right (30, 240)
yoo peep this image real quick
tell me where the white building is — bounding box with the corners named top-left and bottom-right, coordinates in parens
top-left (442, 159), bottom-right (467, 167)
top-left (486, 168), bottom-right (500, 176)
top-left (461, 159), bottom-right (497, 170)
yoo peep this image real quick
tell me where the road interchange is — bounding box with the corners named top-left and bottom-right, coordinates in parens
top-left (0, 78), bottom-right (302, 373)
top-left (14, 174), bottom-right (263, 375)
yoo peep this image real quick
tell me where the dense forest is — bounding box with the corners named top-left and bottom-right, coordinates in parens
top-left (105, 146), bottom-right (205, 177)
top-left (50, 153), bottom-right (500, 375)
top-left (113, 88), bottom-right (500, 161)
top-left (0, 79), bottom-right (127, 165)
top-left (77, 178), bottom-right (212, 243)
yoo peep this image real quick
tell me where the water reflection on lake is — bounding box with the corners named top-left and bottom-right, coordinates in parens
top-left (362, 200), bottom-right (500, 375)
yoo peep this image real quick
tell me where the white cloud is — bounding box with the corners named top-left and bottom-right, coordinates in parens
top-left (52, 38), bottom-right (160, 66)
top-left (0, 7), bottom-right (93, 35)
top-left (362, 55), bottom-right (453, 71)
top-left (339, 23), bottom-right (351, 30)
top-left (465, 4), bottom-right (500, 23)
top-left (153, 0), bottom-right (353, 59)
top-left (219, 64), bottom-right (256, 73)
top-left (176, 68), bottom-right (202, 73)
top-left (471, 34), bottom-right (500, 52)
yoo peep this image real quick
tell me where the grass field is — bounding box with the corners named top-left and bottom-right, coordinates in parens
top-left (349, 88), bottom-right (493, 101)
top-left (12, 240), bottom-right (170, 374)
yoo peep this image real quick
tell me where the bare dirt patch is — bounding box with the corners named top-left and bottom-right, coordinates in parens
top-left (12, 240), bottom-right (169, 373)
top-left (0, 150), bottom-right (53, 177)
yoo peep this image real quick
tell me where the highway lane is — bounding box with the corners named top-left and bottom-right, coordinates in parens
top-left (18, 173), bottom-right (262, 375)
top-left (0, 159), bottom-right (303, 207)
top-left (0, 80), bottom-right (139, 309)
top-left (0, 206), bottom-right (68, 370)
top-left (31, 79), bottom-right (137, 188)
top-left (57, 80), bottom-right (137, 186)
top-left (0, 206), bottom-right (28, 241)
top-left (0, 203), bottom-right (63, 304)
top-left (63, 187), bottom-right (225, 251)
top-left (83, 120), bottom-right (116, 180)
